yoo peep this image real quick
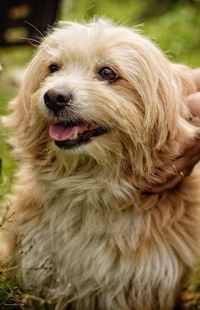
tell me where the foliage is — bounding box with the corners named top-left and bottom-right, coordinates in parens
top-left (60, 1), bottom-right (200, 67)
top-left (143, 3), bottom-right (200, 66)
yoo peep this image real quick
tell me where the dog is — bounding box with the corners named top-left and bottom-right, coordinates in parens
top-left (2, 19), bottom-right (200, 310)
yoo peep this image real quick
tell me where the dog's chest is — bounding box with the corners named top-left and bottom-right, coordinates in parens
top-left (18, 177), bottom-right (199, 302)
top-left (19, 183), bottom-right (133, 288)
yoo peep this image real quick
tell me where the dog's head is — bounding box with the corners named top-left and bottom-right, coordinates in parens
top-left (5, 19), bottom-right (196, 181)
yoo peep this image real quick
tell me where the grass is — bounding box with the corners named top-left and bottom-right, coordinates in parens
top-left (61, 1), bottom-right (200, 66)
top-left (142, 4), bottom-right (200, 67)
top-left (0, 0), bottom-right (200, 308)
top-left (0, 46), bottom-right (34, 203)
top-left (0, 280), bottom-right (54, 309)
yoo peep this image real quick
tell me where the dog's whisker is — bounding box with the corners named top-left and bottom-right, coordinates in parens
top-left (24, 21), bottom-right (45, 39)
top-left (19, 37), bottom-right (41, 47)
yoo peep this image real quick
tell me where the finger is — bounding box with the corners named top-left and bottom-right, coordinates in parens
top-left (145, 174), bottom-right (183, 194)
top-left (143, 137), bottom-right (200, 194)
top-left (145, 162), bottom-right (196, 194)
top-left (150, 157), bottom-right (188, 186)
top-left (143, 162), bottom-right (186, 193)
top-left (171, 154), bottom-right (200, 175)
top-left (186, 92), bottom-right (200, 117)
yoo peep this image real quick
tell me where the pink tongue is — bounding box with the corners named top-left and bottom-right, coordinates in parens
top-left (49, 124), bottom-right (78, 141)
top-left (49, 124), bottom-right (89, 141)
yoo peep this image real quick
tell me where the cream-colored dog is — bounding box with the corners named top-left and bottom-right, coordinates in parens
top-left (2, 19), bottom-right (200, 309)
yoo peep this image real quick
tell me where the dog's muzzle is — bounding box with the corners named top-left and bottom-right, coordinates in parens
top-left (44, 89), bottom-right (111, 150)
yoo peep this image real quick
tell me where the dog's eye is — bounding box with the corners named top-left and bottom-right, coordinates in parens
top-left (48, 64), bottom-right (59, 73)
top-left (98, 67), bottom-right (118, 82)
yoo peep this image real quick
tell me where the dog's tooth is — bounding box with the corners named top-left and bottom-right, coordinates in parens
top-left (70, 128), bottom-right (79, 140)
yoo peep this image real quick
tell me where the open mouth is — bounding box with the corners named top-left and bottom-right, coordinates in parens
top-left (48, 121), bottom-right (110, 149)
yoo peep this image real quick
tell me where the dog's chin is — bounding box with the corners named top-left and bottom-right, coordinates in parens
top-left (48, 120), bottom-right (110, 150)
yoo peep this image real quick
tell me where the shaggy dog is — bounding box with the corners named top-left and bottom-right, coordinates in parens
top-left (1, 19), bottom-right (200, 310)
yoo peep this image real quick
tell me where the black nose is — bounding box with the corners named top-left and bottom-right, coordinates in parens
top-left (44, 89), bottom-right (73, 114)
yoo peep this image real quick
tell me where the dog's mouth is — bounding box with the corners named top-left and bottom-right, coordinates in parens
top-left (48, 121), bottom-right (110, 149)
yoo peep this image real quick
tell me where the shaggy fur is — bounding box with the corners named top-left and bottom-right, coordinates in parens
top-left (1, 19), bottom-right (200, 310)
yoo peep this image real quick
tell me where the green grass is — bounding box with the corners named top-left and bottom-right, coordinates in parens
top-left (0, 277), bottom-right (54, 309)
top-left (0, 82), bottom-right (16, 196)
top-left (60, 1), bottom-right (200, 66)
top-left (60, 0), bottom-right (144, 23)
top-left (142, 4), bottom-right (200, 66)
top-left (0, 46), bottom-right (34, 203)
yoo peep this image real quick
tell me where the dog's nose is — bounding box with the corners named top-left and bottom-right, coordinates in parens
top-left (44, 89), bottom-right (73, 113)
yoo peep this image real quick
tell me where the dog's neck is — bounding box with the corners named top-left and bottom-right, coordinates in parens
top-left (21, 149), bottom-right (156, 213)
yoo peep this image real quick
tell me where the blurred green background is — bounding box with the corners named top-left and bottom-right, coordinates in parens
top-left (1, 0), bottom-right (200, 307)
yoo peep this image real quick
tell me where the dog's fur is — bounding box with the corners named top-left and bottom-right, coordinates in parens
top-left (2, 19), bottom-right (200, 310)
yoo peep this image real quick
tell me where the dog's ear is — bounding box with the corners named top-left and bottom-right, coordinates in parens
top-left (20, 48), bottom-right (49, 107)
top-left (3, 45), bottom-right (49, 132)
top-left (2, 49), bottom-right (49, 147)
top-left (120, 36), bottom-right (197, 152)
top-left (121, 44), bottom-right (180, 148)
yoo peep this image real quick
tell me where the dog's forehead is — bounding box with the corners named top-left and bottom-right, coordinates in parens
top-left (39, 20), bottom-right (163, 75)
top-left (44, 21), bottom-right (142, 59)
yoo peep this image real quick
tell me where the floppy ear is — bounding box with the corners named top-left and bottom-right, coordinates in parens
top-left (20, 48), bottom-right (50, 109)
top-left (3, 44), bottom-right (49, 131)
top-left (8, 37), bottom-right (53, 120)
top-left (2, 46), bottom-right (50, 157)
top-left (122, 44), bottom-right (193, 149)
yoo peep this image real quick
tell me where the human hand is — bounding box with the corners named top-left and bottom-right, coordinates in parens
top-left (145, 92), bottom-right (200, 194)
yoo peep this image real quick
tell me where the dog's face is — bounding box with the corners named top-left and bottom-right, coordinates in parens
top-left (7, 20), bottom-right (194, 176)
